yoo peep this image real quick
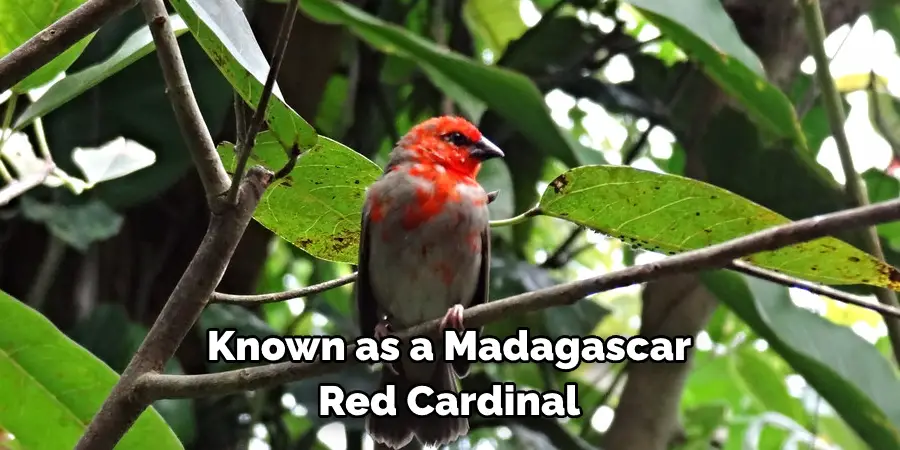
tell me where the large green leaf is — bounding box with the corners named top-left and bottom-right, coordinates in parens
top-left (624, 0), bottom-right (806, 149)
top-left (872, 0), bottom-right (900, 42)
top-left (700, 271), bottom-right (900, 448)
top-left (863, 168), bottom-right (900, 244)
top-left (167, 0), bottom-right (317, 150)
top-left (217, 131), bottom-right (381, 263)
top-left (298, 0), bottom-right (582, 167)
top-left (732, 347), bottom-right (805, 422)
top-left (463, 0), bottom-right (527, 55)
top-left (539, 165), bottom-right (900, 290)
top-left (0, 0), bottom-right (95, 92)
top-left (0, 291), bottom-right (181, 450)
top-left (15, 18), bottom-right (189, 129)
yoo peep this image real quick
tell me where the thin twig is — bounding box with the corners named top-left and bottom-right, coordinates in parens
top-left (0, 0), bottom-right (139, 93)
top-left (141, 0), bottom-right (230, 207)
top-left (0, 92), bottom-right (19, 182)
top-left (227, 0), bottom-right (299, 204)
top-left (212, 272), bottom-right (358, 304)
top-left (729, 260), bottom-right (900, 317)
top-left (796, 22), bottom-right (853, 120)
top-left (26, 234), bottom-right (67, 309)
top-left (800, 0), bottom-right (900, 365)
top-left (139, 195), bottom-right (900, 399)
top-left (234, 91), bottom-right (248, 151)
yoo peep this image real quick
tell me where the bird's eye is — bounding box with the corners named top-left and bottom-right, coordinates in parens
top-left (443, 131), bottom-right (472, 146)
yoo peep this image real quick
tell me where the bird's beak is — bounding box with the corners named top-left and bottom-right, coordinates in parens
top-left (470, 137), bottom-right (505, 161)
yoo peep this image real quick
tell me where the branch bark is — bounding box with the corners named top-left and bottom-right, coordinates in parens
top-left (142, 0), bottom-right (231, 208)
top-left (139, 194), bottom-right (900, 399)
top-left (72, 0), bottom-right (279, 447)
top-left (0, 0), bottom-right (139, 93)
top-left (75, 167), bottom-right (270, 449)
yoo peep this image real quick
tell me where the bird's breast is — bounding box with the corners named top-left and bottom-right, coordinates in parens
top-left (364, 170), bottom-right (488, 327)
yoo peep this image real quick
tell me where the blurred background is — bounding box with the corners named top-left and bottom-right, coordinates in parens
top-left (2, 0), bottom-right (900, 449)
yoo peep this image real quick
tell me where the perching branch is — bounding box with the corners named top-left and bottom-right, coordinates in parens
top-left (800, 0), bottom-right (900, 365)
top-left (227, 0), bottom-right (299, 204)
top-left (138, 195), bottom-right (900, 399)
top-left (0, 0), bottom-right (140, 93)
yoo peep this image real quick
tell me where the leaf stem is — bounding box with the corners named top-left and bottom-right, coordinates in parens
top-left (0, 92), bottom-right (18, 182)
top-left (800, 0), bottom-right (900, 365)
top-left (489, 205), bottom-right (541, 228)
top-left (32, 116), bottom-right (53, 162)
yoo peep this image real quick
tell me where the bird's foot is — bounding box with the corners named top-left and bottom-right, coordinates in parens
top-left (439, 304), bottom-right (465, 334)
top-left (374, 319), bottom-right (394, 340)
top-left (373, 319), bottom-right (399, 375)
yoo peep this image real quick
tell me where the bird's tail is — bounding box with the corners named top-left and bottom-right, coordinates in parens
top-left (366, 362), bottom-right (468, 449)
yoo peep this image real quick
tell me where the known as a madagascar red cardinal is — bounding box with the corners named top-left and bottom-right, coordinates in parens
top-left (355, 116), bottom-right (504, 448)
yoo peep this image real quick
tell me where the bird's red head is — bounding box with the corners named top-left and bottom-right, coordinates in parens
top-left (392, 116), bottom-right (505, 179)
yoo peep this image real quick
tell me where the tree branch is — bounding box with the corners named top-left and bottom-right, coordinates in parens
top-left (75, 168), bottom-right (271, 450)
top-left (72, 0), bottom-right (276, 447)
top-left (142, 0), bottom-right (230, 207)
top-left (227, 0), bottom-right (299, 204)
top-left (800, 0), bottom-right (900, 365)
top-left (139, 195), bottom-right (900, 399)
top-left (212, 272), bottom-right (357, 304)
top-left (0, 0), bottom-right (139, 93)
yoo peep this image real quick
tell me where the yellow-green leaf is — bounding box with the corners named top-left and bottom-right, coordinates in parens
top-left (539, 166), bottom-right (900, 289)
top-left (218, 131), bottom-right (381, 263)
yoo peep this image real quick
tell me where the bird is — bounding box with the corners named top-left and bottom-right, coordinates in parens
top-left (355, 116), bottom-right (504, 448)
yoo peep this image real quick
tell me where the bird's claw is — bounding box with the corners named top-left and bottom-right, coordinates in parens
top-left (439, 304), bottom-right (465, 334)
top-left (374, 319), bottom-right (394, 340)
top-left (373, 319), bottom-right (399, 376)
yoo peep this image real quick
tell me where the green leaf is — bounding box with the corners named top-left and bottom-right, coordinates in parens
top-left (624, 0), bottom-right (806, 148)
top-left (20, 197), bottom-right (124, 251)
top-left (298, 0), bottom-right (582, 167)
top-left (167, 0), bottom-right (317, 150)
top-left (733, 347), bottom-right (805, 422)
top-left (14, 18), bottom-right (189, 129)
top-left (872, 0), bottom-right (900, 41)
top-left (0, 0), bottom-right (95, 92)
top-left (0, 290), bottom-right (182, 450)
top-left (863, 169), bottom-right (900, 243)
top-left (463, 0), bottom-right (527, 55)
top-left (539, 165), bottom-right (900, 290)
top-left (217, 131), bottom-right (381, 263)
top-left (701, 271), bottom-right (900, 448)
top-left (677, 404), bottom-right (728, 450)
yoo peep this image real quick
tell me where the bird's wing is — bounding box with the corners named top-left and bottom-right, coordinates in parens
top-left (452, 224), bottom-right (491, 378)
top-left (356, 210), bottom-right (379, 340)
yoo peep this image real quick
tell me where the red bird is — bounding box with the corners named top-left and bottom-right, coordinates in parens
top-left (356, 116), bottom-right (504, 448)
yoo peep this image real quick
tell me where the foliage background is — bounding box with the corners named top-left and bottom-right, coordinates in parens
top-left (3, 0), bottom-right (900, 449)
